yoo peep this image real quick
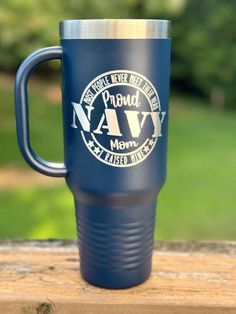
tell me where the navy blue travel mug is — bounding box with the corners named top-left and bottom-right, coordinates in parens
top-left (15, 20), bottom-right (171, 288)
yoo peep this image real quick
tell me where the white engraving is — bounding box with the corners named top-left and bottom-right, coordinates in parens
top-left (71, 70), bottom-right (166, 167)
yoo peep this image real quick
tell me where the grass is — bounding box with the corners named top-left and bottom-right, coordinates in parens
top-left (157, 97), bottom-right (236, 240)
top-left (0, 186), bottom-right (75, 238)
top-left (0, 77), bottom-right (64, 167)
top-left (0, 75), bottom-right (236, 240)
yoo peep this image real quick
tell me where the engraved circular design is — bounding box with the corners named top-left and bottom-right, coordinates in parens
top-left (71, 70), bottom-right (165, 167)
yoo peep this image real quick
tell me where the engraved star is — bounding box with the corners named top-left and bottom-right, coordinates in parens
top-left (94, 146), bottom-right (101, 155)
top-left (149, 139), bottom-right (155, 146)
top-left (143, 146), bottom-right (150, 153)
top-left (87, 140), bottom-right (94, 148)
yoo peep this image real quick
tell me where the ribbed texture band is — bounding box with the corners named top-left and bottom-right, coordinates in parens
top-left (78, 219), bottom-right (154, 270)
top-left (75, 196), bottom-right (156, 288)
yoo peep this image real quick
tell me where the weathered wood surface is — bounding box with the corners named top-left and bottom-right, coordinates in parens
top-left (0, 240), bottom-right (236, 314)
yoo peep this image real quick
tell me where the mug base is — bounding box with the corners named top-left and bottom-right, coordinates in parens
top-left (80, 259), bottom-right (151, 289)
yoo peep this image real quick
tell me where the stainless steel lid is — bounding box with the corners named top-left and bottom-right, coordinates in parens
top-left (60, 19), bottom-right (170, 39)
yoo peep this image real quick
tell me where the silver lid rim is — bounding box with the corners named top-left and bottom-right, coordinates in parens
top-left (60, 19), bottom-right (171, 39)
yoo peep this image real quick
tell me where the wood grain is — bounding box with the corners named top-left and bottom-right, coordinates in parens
top-left (0, 240), bottom-right (235, 314)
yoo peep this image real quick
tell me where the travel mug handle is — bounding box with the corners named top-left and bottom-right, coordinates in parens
top-left (15, 46), bottom-right (67, 177)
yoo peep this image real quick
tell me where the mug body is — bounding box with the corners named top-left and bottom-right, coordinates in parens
top-left (60, 20), bottom-right (171, 288)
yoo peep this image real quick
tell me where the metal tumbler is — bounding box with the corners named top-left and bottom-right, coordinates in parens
top-left (15, 19), bottom-right (171, 288)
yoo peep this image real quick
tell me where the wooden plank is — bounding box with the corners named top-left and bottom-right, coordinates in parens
top-left (0, 240), bottom-right (235, 314)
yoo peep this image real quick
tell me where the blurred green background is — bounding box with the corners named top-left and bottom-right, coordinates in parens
top-left (0, 0), bottom-right (235, 240)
